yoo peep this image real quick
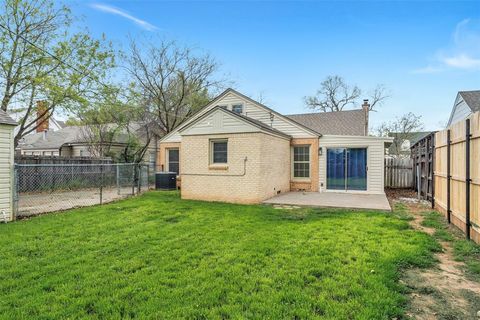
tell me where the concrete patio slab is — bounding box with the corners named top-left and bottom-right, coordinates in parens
top-left (263, 192), bottom-right (391, 211)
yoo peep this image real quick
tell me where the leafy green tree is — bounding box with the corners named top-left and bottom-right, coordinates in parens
top-left (0, 0), bottom-right (115, 146)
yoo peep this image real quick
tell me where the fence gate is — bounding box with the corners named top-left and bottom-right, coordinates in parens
top-left (14, 163), bottom-right (151, 218)
top-left (384, 157), bottom-right (413, 188)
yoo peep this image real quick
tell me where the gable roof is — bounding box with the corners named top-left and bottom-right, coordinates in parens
top-left (179, 106), bottom-right (292, 139)
top-left (222, 89), bottom-right (321, 136)
top-left (0, 110), bottom-right (17, 126)
top-left (286, 109), bottom-right (366, 136)
top-left (447, 90), bottom-right (480, 126)
top-left (17, 126), bottom-right (130, 150)
top-left (459, 90), bottom-right (480, 112)
top-left (160, 88), bottom-right (320, 142)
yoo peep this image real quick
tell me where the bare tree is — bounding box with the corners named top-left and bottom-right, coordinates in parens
top-left (304, 75), bottom-right (389, 112)
top-left (0, 0), bottom-right (115, 146)
top-left (125, 39), bottom-right (221, 135)
top-left (377, 112), bottom-right (424, 156)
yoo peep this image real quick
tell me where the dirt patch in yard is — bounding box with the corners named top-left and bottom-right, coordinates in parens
top-left (387, 189), bottom-right (480, 319)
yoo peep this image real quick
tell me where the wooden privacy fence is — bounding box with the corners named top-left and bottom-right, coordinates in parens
top-left (412, 133), bottom-right (435, 201)
top-left (15, 155), bottom-right (113, 165)
top-left (433, 112), bottom-right (479, 243)
top-left (384, 157), bottom-right (413, 188)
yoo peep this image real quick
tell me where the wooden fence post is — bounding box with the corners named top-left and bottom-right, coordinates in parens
top-left (465, 119), bottom-right (471, 240)
top-left (447, 129), bottom-right (451, 224)
top-left (431, 134), bottom-right (435, 209)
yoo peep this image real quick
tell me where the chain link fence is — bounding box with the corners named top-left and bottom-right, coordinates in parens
top-left (13, 163), bottom-right (153, 218)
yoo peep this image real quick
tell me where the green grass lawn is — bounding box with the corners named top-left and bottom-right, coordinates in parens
top-left (0, 191), bottom-right (440, 319)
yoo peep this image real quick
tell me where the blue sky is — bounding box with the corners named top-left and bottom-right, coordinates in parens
top-left (72, 1), bottom-right (480, 131)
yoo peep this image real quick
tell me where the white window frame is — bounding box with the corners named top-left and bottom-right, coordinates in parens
top-left (210, 139), bottom-right (228, 164)
top-left (231, 104), bottom-right (243, 114)
top-left (292, 145), bottom-right (311, 180)
top-left (166, 148), bottom-right (180, 173)
top-left (324, 145), bottom-right (369, 193)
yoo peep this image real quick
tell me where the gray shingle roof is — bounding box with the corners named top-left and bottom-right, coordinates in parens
top-left (459, 90), bottom-right (480, 112)
top-left (286, 109), bottom-right (366, 136)
top-left (0, 110), bottom-right (17, 126)
top-left (18, 127), bottom-right (81, 149)
top-left (18, 126), bottom-right (130, 150)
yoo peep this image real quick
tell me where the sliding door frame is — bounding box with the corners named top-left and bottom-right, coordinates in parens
top-left (325, 146), bottom-right (369, 192)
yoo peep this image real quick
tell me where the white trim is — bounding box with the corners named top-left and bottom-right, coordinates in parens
top-left (231, 103), bottom-right (244, 115)
top-left (291, 144), bottom-right (311, 181)
top-left (179, 106), bottom-right (292, 140)
top-left (159, 90), bottom-right (234, 142)
top-left (160, 88), bottom-right (319, 143)
top-left (210, 139), bottom-right (228, 164)
top-left (166, 147), bottom-right (179, 173)
top-left (324, 146), bottom-right (369, 192)
top-left (447, 93), bottom-right (462, 127)
top-left (322, 134), bottom-right (393, 142)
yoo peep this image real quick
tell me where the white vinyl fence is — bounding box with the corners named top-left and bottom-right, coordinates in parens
top-left (384, 157), bottom-right (413, 188)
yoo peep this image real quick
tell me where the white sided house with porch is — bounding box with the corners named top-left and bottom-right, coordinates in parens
top-left (158, 89), bottom-right (392, 205)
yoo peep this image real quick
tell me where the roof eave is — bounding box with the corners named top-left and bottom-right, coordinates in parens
top-left (179, 106), bottom-right (293, 139)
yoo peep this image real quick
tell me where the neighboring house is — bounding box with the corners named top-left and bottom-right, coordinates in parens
top-left (447, 90), bottom-right (480, 127)
top-left (47, 118), bottom-right (67, 132)
top-left (16, 126), bottom-right (128, 157)
top-left (387, 131), bottom-right (434, 156)
top-left (17, 123), bottom-right (159, 166)
top-left (158, 88), bottom-right (393, 204)
top-left (0, 110), bottom-right (17, 221)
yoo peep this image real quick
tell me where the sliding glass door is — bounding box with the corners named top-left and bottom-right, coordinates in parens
top-left (346, 148), bottom-right (367, 190)
top-left (326, 148), bottom-right (346, 190)
top-left (327, 148), bottom-right (367, 191)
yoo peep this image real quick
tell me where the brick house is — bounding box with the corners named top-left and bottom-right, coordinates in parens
top-left (158, 89), bottom-right (392, 204)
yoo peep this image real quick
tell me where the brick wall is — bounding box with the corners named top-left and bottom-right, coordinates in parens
top-left (157, 142), bottom-right (181, 172)
top-left (258, 133), bottom-right (291, 200)
top-left (290, 138), bottom-right (319, 192)
top-left (180, 132), bottom-right (290, 204)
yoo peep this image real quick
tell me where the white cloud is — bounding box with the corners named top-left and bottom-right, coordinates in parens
top-left (90, 3), bottom-right (158, 31)
top-left (411, 65), bottom-right (444, 74)
top-left (441, 54), bottom-right (480, 69)
top-left (413, 19), bottom-right (480, 73)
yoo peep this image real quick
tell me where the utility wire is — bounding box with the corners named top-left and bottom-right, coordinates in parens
top-left (0, 22), bottom-right (112, 90)
top-left (0, 22), bottom-right (197, 120)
